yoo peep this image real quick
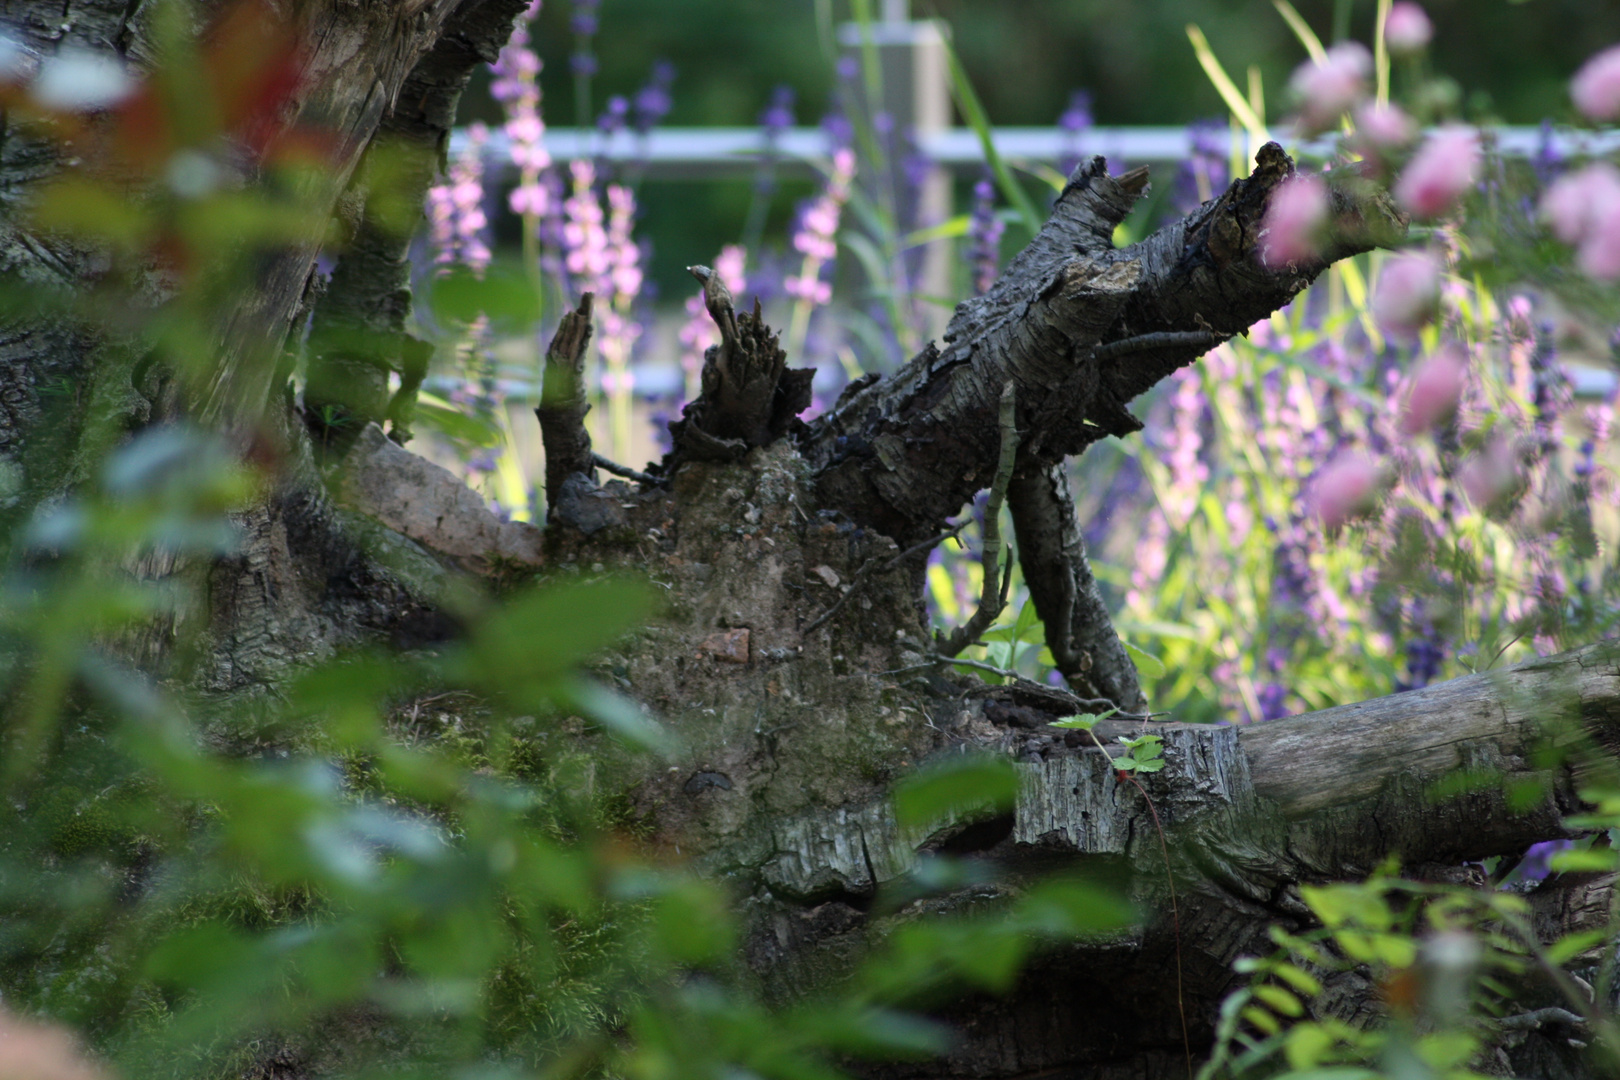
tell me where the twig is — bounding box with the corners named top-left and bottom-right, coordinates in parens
top-left (1089, 330), bottom-right (1219, 364)
top-left (1498, 1007), bottom-right (1587, 1032)
top-left (591, 453), bottom-right (658, 485)
top-left (869, 654), bottom-right (1157, 722)
top-left (939, 382), bottom-right (1020, 658)
top-left (802, 519), bottom-right (968, 634)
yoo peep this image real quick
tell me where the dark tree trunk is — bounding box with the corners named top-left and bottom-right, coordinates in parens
top-left (1, 3), bottom-right (1613, 1077)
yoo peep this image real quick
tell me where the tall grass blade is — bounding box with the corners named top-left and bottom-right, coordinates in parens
top-left (1273, 0), bottom-right (1328, 64)
top-left (941, 35), bottom-right (1042, 238)
top-left (1186, 24), bottom-right (1270, 146)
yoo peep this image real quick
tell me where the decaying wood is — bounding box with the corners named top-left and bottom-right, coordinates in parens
top-left (788, 144), bottom-right (1403, 713)
top-left (536, 292), bottom-right (597, 510)
top-left (662, 265), bottom-right (815, 467)
top-left (739, 643), bottom-right (1619, 1079)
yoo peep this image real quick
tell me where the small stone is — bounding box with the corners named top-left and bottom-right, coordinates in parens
top-left (813, 564), bottom-right (841, 588)
top-left (699, 628), bottom-right (750, 663)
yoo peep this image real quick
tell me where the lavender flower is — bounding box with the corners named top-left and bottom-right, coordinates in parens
top-left (965, 176), bottom-right (1003, 296)
top-left (785, 146), bottom-right (856, 359)
top-left (571, 0), bottom-right (599, 124)
top-left (601, 183), bottom-right (645, 460)
top-left (426, 122), bottom-right (491, 273)
top-left (633, 60), bottom-right (675, 135)
top-left (761, 85), bottom-right (795, 139)
top-left (597, 94), bottom-right (629, 137)
top-left (1173, 118), bottom-right (1228, 215)
top-left (1058, 89), bottom-right (1093, 175)
top-left (491, 10), bottom-right (551, 255)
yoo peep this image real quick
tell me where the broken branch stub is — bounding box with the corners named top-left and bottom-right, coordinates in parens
top-left (801, 143), bottom-right (1405, 543)
top-left (536, 292), bottom-right (597, 517)
top-left (663, 266), bottom-right (815, 467)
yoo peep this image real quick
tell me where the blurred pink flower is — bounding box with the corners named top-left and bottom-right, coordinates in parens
top-left (1312, 452), bottom-right (1384, 530)
top-left (1399, 343), bottom-right (1467, 435)
top-left (1394, 127), bottom-right (1479, 218)
top-left (1259, 174), bottom-right (1330, 267)
top-left (1459, 438), bottom-right (1519, 510)
top-left (1579, 201), bottom-right (1620, 280)
top-left (1353, 103), bottom-right (1416, 151)
top-left (1572, 44), bottom-right (1620, 122)
top-left (1539, 162), bottom-right (1620, 243)
top-left (1384, 3), bottom-right (1433, 54)
top-left (0, 1007), bottom-right (107, 1080)
top-left (1290, 42), bottom-right (1372, 133)
top-left (1538, 163), bottom-right (1620, 280)
top-left (1372, 251), bottom-right (1441, 338)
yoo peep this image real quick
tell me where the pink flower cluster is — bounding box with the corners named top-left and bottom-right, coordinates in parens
top-left (562, 159), bottom-right (609, 288)
top-left (1398, 343), bottom-right (1467, 436)
top-left (1312, 452), bottom-right (1384, 531)
top-left (1383, 3), bottom-right (1432, 54)
top-left (1259, 173), bottom-right (1329, 267)
top-left (1540, 163), bottom-right (1620, 280)
top-left (1289, 42), bottom-right (1372, 134)
top-left (1572, 44), bottom-right (1620, 122)
top-left (785, 147), bottom-right (856, 307)
top-left (491, 3), bottom-right (551, 220)
top-left (1371, 250), bottom-right (1440, 339)
top-left (427, 122), bottom-right (491, 272)
top-left (1393, 127), bottom-right (1479, 219)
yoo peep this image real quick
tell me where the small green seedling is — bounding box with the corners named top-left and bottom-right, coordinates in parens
top-left (1048, 709), bottom-right (1117, 732)
top-left (1113, 733), bottom-right (1165, 775)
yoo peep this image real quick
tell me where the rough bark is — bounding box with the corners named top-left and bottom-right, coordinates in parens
top-left (303, 0), bottom-right (528, 456)
top-left (794, 145), bottom-right (1403, 713)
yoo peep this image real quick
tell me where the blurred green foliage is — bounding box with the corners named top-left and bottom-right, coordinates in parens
top-left (491, 0), bottom-right (1617, 132)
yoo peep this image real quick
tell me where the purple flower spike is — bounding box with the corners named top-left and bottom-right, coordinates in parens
top-left (760, 85), bottom-right (795, 138)
top-left (966, 176), bottom-right (1004, 296)
top-left (634, 60), bottom-right (675, 135)
top-left (597, 94), bottom-right (629, 136)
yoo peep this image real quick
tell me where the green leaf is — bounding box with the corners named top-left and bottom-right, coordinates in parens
top-left (430, 265), bottom-right (542, 328)
top-left (892, 755), bottom-right (1018, 830)
top-left (449, 577), bottom-right (658, 702)
top-left (1253, 984), bottom-right (1304, 1017)
top-left (1050, 711), bottom-right (1114, 731)
top-left (1550, 847), bottom-right (1619, 873)
top-left (1545, 929), bottom-right (1607, 966)
top-left (564, 678), bottom-right (678, 756)
top-left (1122, 640), bottom-right (1167, 679)
top-left (1015, 877), bottom-right (1135, 936)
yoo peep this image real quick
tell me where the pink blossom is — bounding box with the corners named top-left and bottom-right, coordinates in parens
top-left (1290, 42), bottom-right (1372, 133)
top-left (1459, 438), bottom-right (1519, 510)
top-left (1537, 163), bottom-right (1620, 280)
top-left (785, 147), bottom-right (856, 309)
top-left (426, 123), bottom-right (490, 271)
top-left (1538, 162), bottom-right (1620, 243)
top-left (1577, 201), bottom-right (1620, 280)
top-left (1353, 103), bottom-right (1416, 151)
top-left (1259, 174), bottom-right (1330, 267)
top-left (1572, 44), bottom-right (1620, 122)
top-left (1399, 343), bottom-right (1467, 435)
top-left (1393, 128), bottom-right (1479, 218)
top-left (1371, 251), bottom-right (1441, 338)
top-left (1312, 452), bottom-right (1385, 530)
top-left (1383, 3), bottom-right (1433, 54)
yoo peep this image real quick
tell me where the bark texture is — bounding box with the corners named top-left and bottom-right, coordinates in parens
top-left (795, 145), bottom-right (1403, 713)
